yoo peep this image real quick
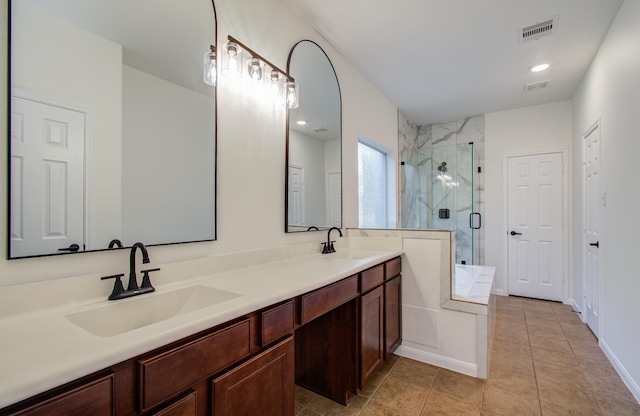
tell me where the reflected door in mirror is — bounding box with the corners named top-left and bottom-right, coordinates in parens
top-left (9, 0), bottom-right (218, 258)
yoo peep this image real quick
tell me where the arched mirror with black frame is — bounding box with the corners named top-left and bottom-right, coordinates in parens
top-left (285, 40), bottom-right (342, 233)
top-left (8, 0), bottom-right (218, 258)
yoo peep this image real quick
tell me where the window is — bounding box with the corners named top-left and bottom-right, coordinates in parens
top-left (358, 141), bottom-right (387, 228)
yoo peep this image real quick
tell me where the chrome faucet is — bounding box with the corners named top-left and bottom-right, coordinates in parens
top-left (322, 227), bottom-right (343, 254)
top-left (101, 242), bottom-right (159, 300)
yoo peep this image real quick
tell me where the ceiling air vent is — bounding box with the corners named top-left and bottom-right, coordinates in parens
top-left (312, 127), bottom-right (329, 133)
top-left (520, 17), bottom-right (557, 43)
top-left (524, 80), bottom-right (550, 92)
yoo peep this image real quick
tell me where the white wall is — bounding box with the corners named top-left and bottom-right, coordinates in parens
top-left (0, 0), bottom-right (399, 285)
top-left (572, 0), bottom-right (640, 397)
top-left (484, 101), bottom-right (573, 296)
top-left (121, 65), bottom-right (216, 245)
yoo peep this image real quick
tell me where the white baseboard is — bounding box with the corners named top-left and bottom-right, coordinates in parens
top-left (599, 340), bottom-right (640, 404)
top-left (395, 344), bottom-right (477, 378)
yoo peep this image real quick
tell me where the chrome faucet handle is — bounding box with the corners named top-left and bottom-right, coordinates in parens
top-left (140, 268), bottom-right (160, 290)
top-left (101, 273), bottom-right (126, 300)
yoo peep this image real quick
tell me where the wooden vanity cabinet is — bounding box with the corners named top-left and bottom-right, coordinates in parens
top-left (359, 285), bottom-right (384, 386)
top-left (2, 256), bottom-right (401, 415)
top-left (295, 275), bottom-right (359, 405)
top-left (212, 336), bottom-right (294, 416)
top-left (358, 257), bottom-right (402, 388)
top-left (2, 374), bottom-right (114, 416)
top-left (150, 391), bottom-right (197, 416)
top-left (138, 318), bottom-right (253, 413)
top-left (385, 274), bottom-right (402, 358)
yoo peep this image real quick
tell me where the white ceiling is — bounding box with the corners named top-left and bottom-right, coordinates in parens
top-left (282, 0), bottom-right (624, 125)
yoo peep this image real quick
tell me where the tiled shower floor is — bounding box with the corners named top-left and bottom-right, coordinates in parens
top-left (295, 296), bottom-right (640, 415)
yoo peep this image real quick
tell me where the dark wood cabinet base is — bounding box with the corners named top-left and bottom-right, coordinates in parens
top-left (295, 299), bottom-right (358, 405)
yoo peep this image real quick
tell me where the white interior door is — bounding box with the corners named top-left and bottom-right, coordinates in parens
top-left (507, 152), bottom-right (564, 301)
top-left (327, 172), bottom-right (341, 227)
top-left (10, 96), bottom-right (85, 257)
top-left (288, 164), bottom-right (305, 226)
top-left (584, 122), bottom-right (601, 336)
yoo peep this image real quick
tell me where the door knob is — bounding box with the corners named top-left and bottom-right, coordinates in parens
top-left (589, 241), bottom-right (600, 248)
top-left (58, 243), bottom-right (80, 252)
top-left (510, 231), bottom-right (522, 236)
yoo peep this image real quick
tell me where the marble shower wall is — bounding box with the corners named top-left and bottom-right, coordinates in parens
top-left (399, 112), bottom-right (485, 265)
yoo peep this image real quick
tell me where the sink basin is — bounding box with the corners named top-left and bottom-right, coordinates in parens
top-left (326, 249), bottom-right (379, 260)
top-left (66, 286), bottom-right (241, 337)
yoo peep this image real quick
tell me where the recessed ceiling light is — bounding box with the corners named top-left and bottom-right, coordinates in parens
top-left (296, 120), bottom-right (307, 125)
top-left (530, 63), bottom-right (550, 72)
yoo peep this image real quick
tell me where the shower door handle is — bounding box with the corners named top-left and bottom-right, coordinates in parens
top-left (469, 212), bottom-right (481, 229)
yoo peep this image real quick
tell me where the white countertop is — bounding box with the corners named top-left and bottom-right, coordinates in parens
top-left (0, 248), bottom-right (402, 408)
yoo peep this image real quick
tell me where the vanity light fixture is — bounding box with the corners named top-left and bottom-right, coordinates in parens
top-left (269, 69), bottom-right (285, 99)
top-left (203, 45), bottom-right (217, 86)
top-left (221, 35), bottom-right (297, 107)
top-left (296, 120), bottom-right (307, 125)
top-left (246, 57), bottom-right (264, 82)
top-left (285, 81), bottom-right (299, 109)
top-left (530, 63), bottom-right (550, 72)
top-left (221, 41), bottom-right (243, 78)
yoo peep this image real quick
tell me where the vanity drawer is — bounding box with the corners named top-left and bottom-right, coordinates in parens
top-left (9, 374), bottom-right (114, 416)
top-left (152, 391), bottom-right (197, 416)
top-left (261, 300), bottom-right (295, 346)
top-left (299, 275), bottom-right (358, 325)
top-left (385, 257), bottom-right (402, 280)
top-left (138, 319), bottom-right (251, 412)
top-left (360, 264), bottom-right (384, 293)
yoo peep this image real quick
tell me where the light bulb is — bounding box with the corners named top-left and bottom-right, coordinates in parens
top-left (247, 58), bottom-right (263, 82)
top-left (221, 42), bottom-right (242, 78)
top-left (269, 70), bottom-right (283, 99)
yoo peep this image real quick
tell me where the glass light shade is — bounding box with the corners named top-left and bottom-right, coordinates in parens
top-left (285, 81), bottom-right (299, 109)
top-left (221, 41), bottom-right (243, 78)
top-left (269, 70), bottom-right (284, 99)
top-left (203, 45), bottom-right (217, 86)
top-left (246, 57), bottom-right (264, 82)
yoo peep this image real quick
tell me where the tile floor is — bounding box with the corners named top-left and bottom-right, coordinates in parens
top-left (295, 295), bottom-right (640, 415)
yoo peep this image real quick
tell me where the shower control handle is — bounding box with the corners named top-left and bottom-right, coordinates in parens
top-left (510, 231), bottom-right (522, 236)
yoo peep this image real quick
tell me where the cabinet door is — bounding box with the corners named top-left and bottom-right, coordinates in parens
top-left (385, 275), bottom-right (402, 358)
top-left (360, 286), bottom-right (384, 388)
top-left (212, 337), bottom-right (294, 416)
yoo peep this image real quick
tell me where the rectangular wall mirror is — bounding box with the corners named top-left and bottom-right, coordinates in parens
top-left (8, 0), bottom-right (218, 258)
top-left (285, 40), bottom-right (342, 232)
